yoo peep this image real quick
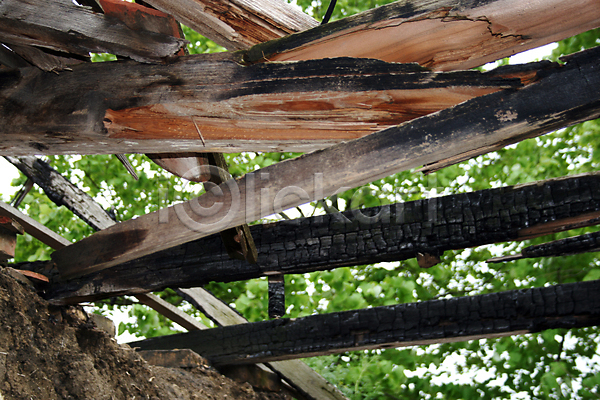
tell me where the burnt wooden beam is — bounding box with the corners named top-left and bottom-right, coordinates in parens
top-left (143, 0), bottom-right (318, 51)
top-left (7, 156), bottom-right (343, 400)
top-left (44, 172), bottom-right (600, 304)
top-left (0, 0), bottom-right (186, 63)
top-left (131, 279), bottom-right (600, 365)
top-left (0, 54), bottom-right (531, 157)
top-left (488, 231), bottom-right (600, 263)
top-left (245, 0), bottom-right (600, 71)
top-left (49, 46), bottom-right (600, 277)
top-left (4, 156), bottom-right (116, 231)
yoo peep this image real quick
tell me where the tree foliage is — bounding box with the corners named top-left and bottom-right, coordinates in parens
top-left (2, 3), bottom-right (599, 399)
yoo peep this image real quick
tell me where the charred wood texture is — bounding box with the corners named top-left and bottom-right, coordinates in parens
top-left (131, 279), bottom-right (600, 365)
top-left (0, 54), bottom-right (526, 156)
top-left (4, 156), bottom-right (116, 231)
top-left (47, 47), bottom-right (600, 277)
top-left (521, 231), bottom-right (600, 258)
top-left (44, 172), bottom-right (600, 304)
top-left (0, 0), bottom-right (185, 63)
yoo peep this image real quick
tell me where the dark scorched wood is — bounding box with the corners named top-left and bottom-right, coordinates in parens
top-left (43, 172), bottom-right (600, 304)
top-left (46, 46), bottom-right (600, 277)
top-left (130, 279), bottom-right (600, 365)
top-left (0, 54), bottom-right (526, 156)
top-left (4, 156), bottom-right (116, 231)
top-left (0, 0), bottom-right (186, 63)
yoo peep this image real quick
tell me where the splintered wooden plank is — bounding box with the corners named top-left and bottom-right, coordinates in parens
top-left (0, 54), bottom-right (541, 156)
top-left (0, 0), bottom-right (186, 63)
top-left (245, 0), bottom-right (600, 71)
top-left (143, 0), bottom-right (318, 50)
top-left (49, 46), bottom-right (600, 279)
top-left (130, 280), bottom-right (600, 365)
top-left (44, 172), bottom-right (600, 304)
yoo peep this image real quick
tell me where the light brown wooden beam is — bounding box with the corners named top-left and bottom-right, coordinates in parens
top-left (0, 201), bottom-right (71, 250)
top-left (0, 0), bottom-right (186, 63)
top-left (49, 46), bottom-right (600, 278)
top-left (0, 55), bottom-right (538, 156)
top-left (247, 0), bottom-right (600, 71)
top-left (143, 0), bottom-right (318, 50)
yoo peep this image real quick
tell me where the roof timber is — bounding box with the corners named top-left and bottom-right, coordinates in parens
top-left (132, 279), bottom-right (600, 365)
top-left (0, 0), bottom-right (186, 63)
top-left (0, 55), bottom-right (533, 156)
top-left (142, 0), bottom-right (318, 50)
top-left (41, 172), bottom-right (600, 305)
top-left (48, 45), bottom-right (600, 278)
top-left (247, 0), bottom-right (600, 71)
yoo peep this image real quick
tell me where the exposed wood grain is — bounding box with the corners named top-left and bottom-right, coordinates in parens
top-left (131, 280), bottom-right (600, 365)
top-left (0, 201), bottom-right (71, 250)
top-left (0, 0), bottom-right (186, 63)
top-left (246, 0), bottom-right (600, 71)
top-left (0, 55), bottom-right (527, 156)
top-left (44, 172), bottom-right (600, 304)
top-left (49, 46), bottom-right (600, 278)
top-left (143, 0), bottom-right (318, 50)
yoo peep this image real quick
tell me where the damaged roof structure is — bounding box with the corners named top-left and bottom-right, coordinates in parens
top-left (1, 0), bottom-right (600, 398)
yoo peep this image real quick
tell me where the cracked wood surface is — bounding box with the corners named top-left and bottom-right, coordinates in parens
top-left (130, 279), bottom-right (600, 365)
top-left (43, 172), bottom-right (600, 304)
top-left (246, 0), bottom-right (600, 71)
top-left (143, 0), bottom-right (318, 51)
top-left (0, 55), bottom-right (529, 156)
top-left (7, 156), bottom-right (344, 400)
top-left (47, 46), bottom-right (600, 279)
top-left (0, 0), bottom-right (186, 63)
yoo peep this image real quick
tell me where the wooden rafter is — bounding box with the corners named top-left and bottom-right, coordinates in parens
top-left (48, 46), bottom-right (600, 278)
top-left (131, 279), bottom-right (600, 365)
top-left (40, 172), bottom-right (600, 304)
top-left (0, 0), bottom-right (186, 63)
top-left (0, 55), bottom-right (532, 156)
top-left (6, 155), bottom-right (344, 400)
top-left (246, 0), bottom-right (600, 71)
top-left (143, 0), bottom-right (318, 50)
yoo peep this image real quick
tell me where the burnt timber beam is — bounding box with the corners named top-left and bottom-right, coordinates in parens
top-left (44, 172), bottom-right (600, 304)
top-left (0, 55), bottom-right (531, 157)
top-left (6, 157), bottom-right (344, 400)
top-left (246, 0), bottom-right (600, 71)
top-left (4, 156), bottom-right (116, 231)
top-left (488, 231), bottom-right (600, 263)
top-left (131, 279), bottom-right (600, 365)
top-left (142, 0), bottom-right (318, 51)
top-left (50, 46), bottom-right (600, 277)
top-left (0, 0), bottom-right (186, 63)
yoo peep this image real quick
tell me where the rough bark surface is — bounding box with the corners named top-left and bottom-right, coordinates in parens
top-left (131, 279), bottom-right (600, 365)
top-left (42, 172), bottom-right (600, 304)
